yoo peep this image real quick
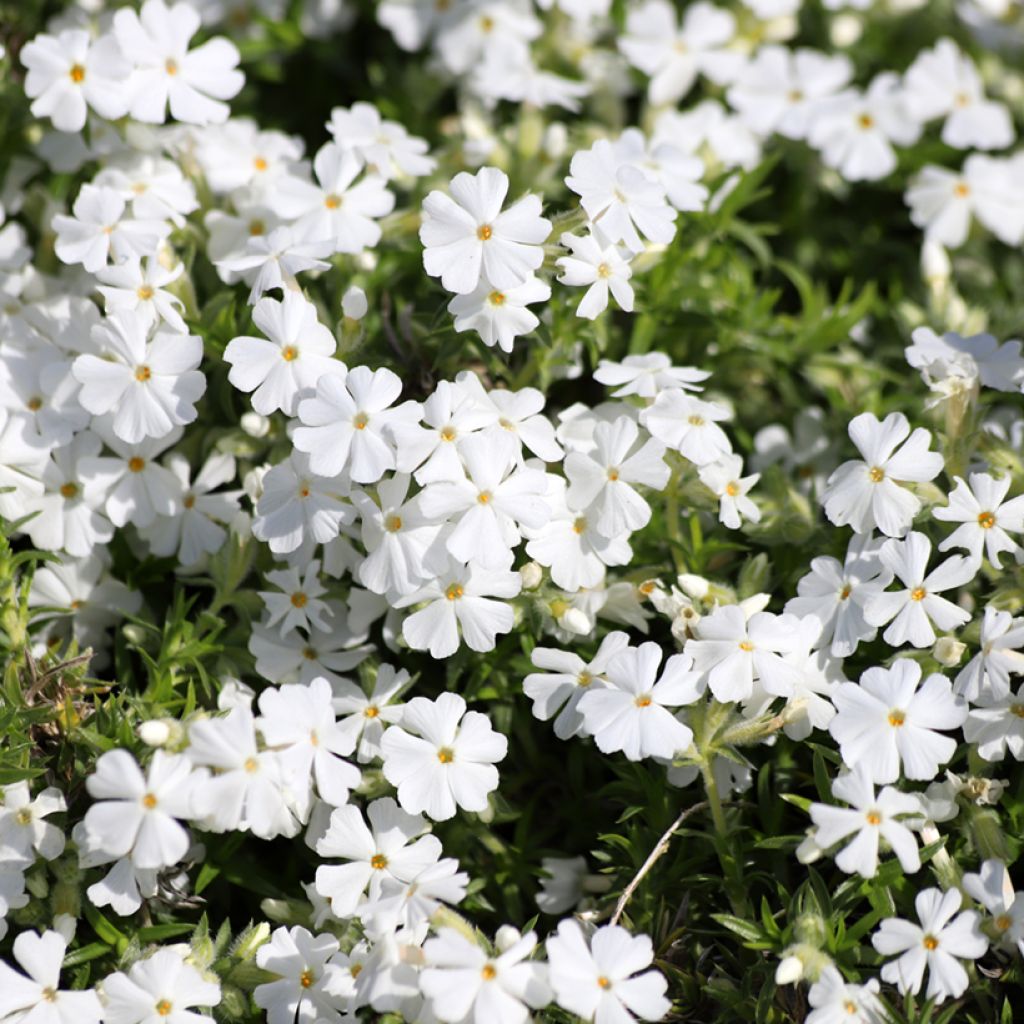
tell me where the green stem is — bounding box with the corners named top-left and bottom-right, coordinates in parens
top-left (699, 753), bottom-right (750, 918)
top-left (665, 457), bottom-right (686, 575)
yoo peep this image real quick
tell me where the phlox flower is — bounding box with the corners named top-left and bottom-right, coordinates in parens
top-left (906, 327), bottom-right (1024, 394)
top-left (96, 257), bottom-right (187, 333)
top-left (556, 232), bottom-right (634, 320)
top-left (934, 472), bottom-right (1024, 567)
top-left (259, 559), bottom-right (333, 635)
top-left (699, 454), bottom-right (760, 529)
top-left (872, 888), bottom-right (987, 1003)
top-left (381, 692), bottom-right (507, 821)
top-left (641, 391), bottom-right (732, 466)
top-left (95, 154), bottom-right (199, 227)
top-left (577, 642), bottom-right (700, 761)
top-left (593, 353), bottom-right (709, 399)
top-left (829, 659), bottom-right (966, 783)
top-left (475, 382), bottom-right (564, 463)
top-left (806, 967), bottom-right (883, 1024)
top-left (331, 664), bottom-right (409, 762)
top-left (962, 859), bottom-right (1024, 956)
top-left (101, 948), bottom-right (221, 1024)
top-left (358, 856), bottom-right (468, 937)
top-left (956, 605), bottom-right (1024, 701)
top-left (963, 684), bottom-right (1024, 762)
top-left (216, 224), bottom-right (334, 302)
top-left (326, 101), bottom-right (435, 180)
top-left (448, 274), bottom-right (551, 352)
top-left (0, 781), bottom-right (66, 866)
top-left (254, 926), bottom-right (351, 1024)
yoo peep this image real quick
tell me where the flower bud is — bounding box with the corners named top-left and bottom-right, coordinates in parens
top-left (342, 285), bottom-right (368, 320)
top-left (933, 637), bottom-right (965, 668)
top-left (775, 955), bottom-right (803, 985)
top-left (240, 411), bottom-right (271, 438)
top-left (138, 720), bottom-right (171, 747)
top-left (559, 607), bottom-right (592, 636)
top-left (519, 561), bottom-right (543, 589)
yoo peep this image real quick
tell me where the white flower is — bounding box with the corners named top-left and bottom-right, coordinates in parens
top-left (448, 274), bottom-right (550, 352)
top-left (619, 0), bottom-right (741, 106)
top-left (293, 366), bottom-right (421, 483)
top-left (96, 257), bottom-right (187, 333)
top-left (863, 531), bottom-right (975, 649)
top-left (903, 38), bottom-right (1013, 150)
top-left (785, 535), bottom-right (894, 657)
top-left (934, 472), bottom-right (1024, 567)
top-left (956, 605), bottom-right (1024, 701)
top-left (808, 764), bottom-right (921, 878)
top-left (470, 380), bottom-right (565, 463)
top-left (272, 142), bottom-right (395, 253)
top-left (0, 930), bottom-right (103, 1024)
top-left (556, 232), bottom-right (634, 320)
top-left (224, 291), bottom-right (345, 417)
top-left (260, 560), bottom-right (333, 635)
top-left (699, 455), bottom-right (761, 530)
top-left (96, 155), bottom-right (199, 227)
top-left (52, 184), bottom-right (170, 273)
top-left (565, 140), bottom-right (676, 253)
top-left (314, 796), bottom-right (439, 916)
top-left (248, 608), bottom-right (371, 686)
top-left (73, 312), bottom-right (205, 444)
top-left (326, 101), bottom-right (435, 180)
top-left (216, 224), bottom-right (334, 303)
top-left (808, 73), bottom-right (921, 182)
top-left (546, 919), bottom-right (670, 1024)
top-left (113, 0), bottom-right (244, 125)
top-left (564, 416), bottom-right (669, 537)
top-left (358, 857), bottom-right (468, 937)
top-left (101, 947), bottom-right (221, 1024)
top-left (963, 684), bottom-right (1024, 762)
top-left (331, 664), bottom-right (409, 762)
top-left (380, 692), bottom-right (507, 821)
top-left (420, 166), bottom-right (550, 295)
top-left (577, 642), bottom-right (699, 760)
top-left (21, 29), bottom-right (130, 133)
top-left (685, 604), bottom-right (804, 702)
top-left (806, 966), bottom-right (884, 1024)
top-left (641, 391), bottom-right (732, 466)
top-left (0, 782), bottom-right (66, 866)
top-left (906, 327), bottom-right (1024, 394)
top-left (821, 411), bottom-right (944, 537)
top-left (257, 677), bottom-right (361, 808)
top-left (254, 926), bottom-right (350, 1024)
top-left (962, 859), bottom-right (1024, 955)
top-left (420, 927), bottom-right (552, 1024)
top-left (872, 888), bottom-right (987, 1002)
top-left (397, 560), bottom-right (522, 658)
top-left (524, 631), bottom-right (630, 740)
top-left (593, 353), bottom-right (709, 399)
top-left (83, 749), bottom-right (201, 869)
top-left (829, 659), bottom-right (967, 783)
top-left (726, 46), bottom-right (852, 140)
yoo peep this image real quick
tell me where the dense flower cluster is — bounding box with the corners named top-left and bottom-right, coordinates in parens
top-left (3, 0), bottom-right (1024, 1022)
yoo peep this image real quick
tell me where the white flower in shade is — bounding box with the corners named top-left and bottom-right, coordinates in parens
top-left (546, 919), bottom-right (670, 1024)
top-left (593, 353), bottom-right (709, 399)
top-left (685, 605), bottom-right (804, 703)
top-left (654, 101), bottom-right (760, 171)
top-left (902, 38), bottom-right (1013, 151)
top-left (73, 312), bottom-right (205, 444)
top-left (260, 560), bottom-right (333, 635)
top-left (418, 430), bottom-right (550, 570)
top-left (272, 142), bottom-right (395, 253)
top-left (314, 797), bottom-right (440, 917)
top-left (96, 154), bottom-right (199, 227)
top-left (448, 274), bottom-right (551, 352)
top-left (619, 0), bottom-right (741, 106)
top-left (872, 888), bottom-right (987, 1002)
top-left (614, 127), bottom-right (707, 213)
top-left (821, 411), bottom-right (944, 537)
top-left (564, 417), bottom-right (669, 537)
top-left (141, 451), bottom-right (242, 567)
top-left (251, 453), bottom-right (354, 555)
top-left (577, 642), bottom-right (699, 761)
top-left (381, 692), bottom-right (507, 821)
top-left (524, 631), bottom-right (630, 740)
top-left (699, 455), bottom-right (761, 530)
top-left (906, 327), bottom-right (1024, 394)
top-left (962, 859), bottom-right (1024, 955)
top-left (397, 560), bottom-right (522, 658)
top-left (224, 291), bottom-right (345, 417)
top-left (956, 605), bottom-right (1024, 701)
top-left (293, 367), bottom-right (421, 483)
top-left (641, 391), bottom-right (732, 466)
top-left (963, 684), bottom-right (1024, 762)
top-left (556, 232), bottom-right (634, 320)
top-left (564, 140), bottom-right (676, 253)
top-left (785, 535), bottom-right (893, 657)
top-left (0, 871), bottom-right (28, 940)
top-left (195, 120), bottom-right (304, 196)
top-left (52, 184), bottom-right (170, 273)
top-left (420, 166), bottom-right (550, 295)
top-left (113, 0), bottom-right (243, 125)
top-left (216, 224), bottom-right (333, 303)
top-left (257, 678), bottom-right (361, 807)
top-left (96, 257), bottom-right (187, 333)
top-left (0, 408), bottom-right (47, 523)
top-left (808, 73), bottom-right (921, 182)
top-left (326, 101), bottom-right (435, 180)
top-left (21, 29), bottom-right (130, 132)
top-left (806, 966), bottom-right (884, 1024)
top-left (0, 345), bottom-right (89, 450)
top-left (808, 764), bottom-right (921, 878)
top-left (101, 948), bottom-right (221, 1024)
top-left (332, 664), bottom-right (409, 762)
top-left (0, 782), bottom-right (66, 865)
top-left (863, 532), bottom-right (975, 649)
top-left (0, 930), bottom-right (103, 1024)
top-left (187, 707), bottom-right (301, 839)
top-left (829, 659), bottom-right (966, 783)
top-left (254, 926), bottom-right (350, 1024)
top-left (420, 927), bottom-right (552, 1024)
top-left (934, 472), bottom-right (1024, 567)
top-left (358, 856), bottom-right (468, 938)
top-left (726, 46), bottom-right (852, 140)
top-left (83, 749), bottom-right (201, 869)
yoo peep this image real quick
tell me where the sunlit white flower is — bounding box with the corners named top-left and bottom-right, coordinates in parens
top-left (934, 472), bottom-right (1024, 567)
top-left (963, 684), bottom-right (1024, 762)
top-left (448, 274), bottom-right (551, 352)
top-left (101, 947), bottom-right (221, 1024)
top-left (806, 966), bottom-right (884, 1024)
top-left (699, 455), bottom-right (760, 530)
top-left (962, 859), bottom-right (1024, 955)
top-left (0, 781), bottom-right (66, 866)
top-left (556, 232), bottom-right (634, 320)
top-left (594, 354), bottom-right (709, 399)
top-left (254, 926), bottom-right (350, 1024)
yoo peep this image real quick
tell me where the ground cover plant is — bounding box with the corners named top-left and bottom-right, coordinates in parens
top-left (1, 0), bottom-right (1024, 1021)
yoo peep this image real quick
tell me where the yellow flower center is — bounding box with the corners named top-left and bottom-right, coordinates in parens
top-left (324, 193), bottom-right (342, 209)
top-left (578, 671), bottom-right (593, 687)
top-left (249, 218), bottom-right (265, 236)
top-left (302, 645), bottom-right (317, 659)
top-left (868, 466), bottom-right (885, 482)
top-left (60, 482), bottom-right (79, 499)
top-left (607, 468), bottom-right (620, 481)
top-left (888, 709), bottom-right (906, 727)
top-left (27, 396), bottom-right (43, 411)
top-left (477, 491), bottom-right (492, 504)
top-left (440, 425), bottom-right (457, 441)
top-left (142, 793), bottom-right (158, 809)
top-left (15, 808), bottom-right (32, 826)
top-left (437, 747), bottom-right (455, 764)
top-left (254, 156), bottom-right (268, 172)
top-left (281, 345), bottom-right (299, 361)
top-left (995, 913), bottom-right (1012, 932)
top-left (738, 640), bottom-right (754, 652)
top-left (725, 482), bottom-right (740, 497)
top-left (955, 182), bottom-right (971, 198)
top-left (129, 457), bottom-right (146, 473)
top-left (353, 412), bottom-right (369, 430)
top-left (488, 290), bottom-right (506, 306)
top-left (477, 224), bottom-right (493, 241)
top-left (299, 969), bottom-right (315, 988)
top-left (290, 592), bottom-right (308, 608)
top-left (978, 511), bottom-right (996, 529)
top-left (843, 1001), bottom-right (857, 1015)
top-left (69, 63), bottom-right (86, 83)
top-left (385, 515), bottom-right (403, 532)
top-left (910, 587), bottom-right (927, 602)
top-left (184, 494), bottom-right (196, 509)
top-left (839, 584), bottom-right (852, 600)
top-left (41, 987), bottom-right (58, 1003)
top-left (597, 976), bottom-right (611, 989)
top-left (923, 934), bottom-right (939, 951)
top-left (634, 695), bottom-right (652, 708)
top-left (298, 485), bottom-right (311, 498)
top-left (446, 583), bottom-right (464, 601)
top-left (481, 963), bottom-right (497, 980)
top-left (364, 705), bottom-right (380, 718)
top-left (165, 58), bottom-right (178, 75)
top-left (135, 365), bottom-right (152, 382)
top-left (573, 516), bottom-right (587, 534)
top-left (857, 112), bottom-right (875, 130)
top-left (865, 810), bottom-right (881, 826)
top-left (687, 415), bottom-right (705, 426)
top-left (155, 999), bottom-right (172, 1016)
top-left (137, 285), bottom-right (154, 301)
top-left (596, 262), bottom-right (611, 279)
top-left (1009, 703), bottom-right (1024, 719)
top-left (370, 853), bottom-right (388, 869)
top-left (244, 757), bottom-right (259, 773)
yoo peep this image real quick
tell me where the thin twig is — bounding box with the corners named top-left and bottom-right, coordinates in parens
top-left (610, 801), bottom-right (708, 927)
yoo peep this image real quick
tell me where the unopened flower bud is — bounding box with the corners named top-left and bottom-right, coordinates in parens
top-left (559, 607), bottom-right (592, 636)
top-left (519, 561), bottom-right (543, 589)
top-left (775, 955), bottom-right (803, 985)
top-left (138, 719), bottom-right (171, 747)
top-left (342, 285), bottom-right (368, 320)
top-left (240, 411), bottom-right (271, 438)
top-left (933, 637), bottom-right (965, 668)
